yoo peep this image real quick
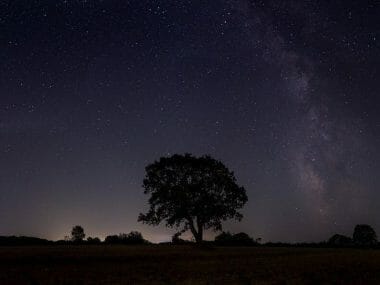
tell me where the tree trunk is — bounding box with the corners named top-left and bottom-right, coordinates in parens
top-left (196, 227), bottom-right (203, 243)
top-left (196, 217), bottom-right (203, 243)
top-left (187, 217), bottom-right (203, 243)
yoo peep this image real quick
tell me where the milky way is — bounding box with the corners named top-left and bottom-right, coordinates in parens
top-left (0, 0), bottom-right (379, 242)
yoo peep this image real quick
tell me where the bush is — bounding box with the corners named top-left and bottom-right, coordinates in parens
top-left (214, 231), bottom-right (257, 246)
top-left (87, 237), bottom-right (101, 244)
top-left (327, 234), bottom-right (352, 247)
top-left (104, 231), bottom-right (148, 245)
top-left (171, 233), bottom-right (193, 244)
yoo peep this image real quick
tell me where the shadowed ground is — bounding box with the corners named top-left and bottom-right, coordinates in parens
top-left (0, 245), bottom-right (379, 284)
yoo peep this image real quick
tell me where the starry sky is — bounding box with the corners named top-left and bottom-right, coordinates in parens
top-left (0, 0), bottom-right (379, 243)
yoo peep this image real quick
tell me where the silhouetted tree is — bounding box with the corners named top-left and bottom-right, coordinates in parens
top-left (71, 225), bottom-right (85, 243)
top-left (125, 231), bottom-right (145, 244)
top-left (138, 154), bottom-right (248, 243)
top-left (353, 224), bottom-right (377, 246)
top-left (327, 234), bottom-right (352, 247)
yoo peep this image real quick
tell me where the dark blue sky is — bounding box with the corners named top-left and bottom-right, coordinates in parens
top-left (0, 0), bottom-right (379, 242)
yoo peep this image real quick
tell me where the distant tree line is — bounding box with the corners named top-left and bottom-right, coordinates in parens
top-left (0, 224), bottom-right (378, 248)
top-left (59, 226), bottom-right (150, 245)
top-left (0, 236), bottom-right (53, 246)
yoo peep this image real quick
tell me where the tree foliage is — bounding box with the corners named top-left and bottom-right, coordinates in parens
top-left (71, 225), bottom-right (85, 242)
top-left (138, 154), bottom-right (248, 243)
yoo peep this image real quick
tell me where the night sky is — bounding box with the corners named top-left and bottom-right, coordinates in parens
top-left (0, 0), bottom-right (379, 243)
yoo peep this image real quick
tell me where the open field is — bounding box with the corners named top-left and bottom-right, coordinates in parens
top-left (0, 245), bottom-right (380, 284)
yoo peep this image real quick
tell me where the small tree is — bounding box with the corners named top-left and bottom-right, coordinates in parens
top-left (124, 231), bottom-right (146, 244)
top-left (71, 225), bottom-right (85, 243)
top-left (138, 154), bottom-right (248, 243)
top-left (353, 224), bottom-right (377, 246)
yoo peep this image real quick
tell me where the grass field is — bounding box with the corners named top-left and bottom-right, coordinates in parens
top-left (0, 245), bottom-right (380, 284)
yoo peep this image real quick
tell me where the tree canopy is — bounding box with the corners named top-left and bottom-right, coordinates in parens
top-left (138, 153), bottom-right (248, 243)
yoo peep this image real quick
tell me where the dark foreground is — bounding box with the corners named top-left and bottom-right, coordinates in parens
top-left (0, 245), bottom-right (380, 284)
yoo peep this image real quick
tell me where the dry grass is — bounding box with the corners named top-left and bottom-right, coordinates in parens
top-left (0, 245), bottom-right (379, 284)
